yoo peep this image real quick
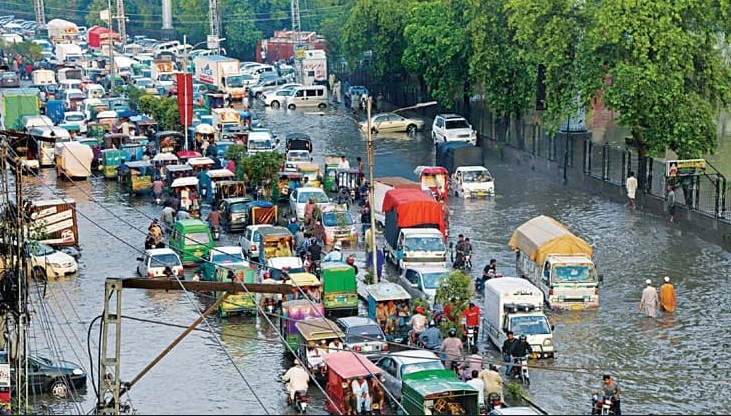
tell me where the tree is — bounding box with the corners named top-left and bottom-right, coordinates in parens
top-left (224, 144), bottom-right (249, 179)
top-left (401, 0), bottom-right (472, 107)
top-left (341, 0), bottom-right (413, 78)
top-left (220, 2), bottom-right (262, 62)
top-left (238, 151), bottom-right (285, 198)
top-left (137, 96), bottom-right (181, 131)
top-left (466, 0), bottom-right (533, 120)
top-left (1, 41), bottom-right (42, 62)
top-left (434, 270), bottom-right (473, 335)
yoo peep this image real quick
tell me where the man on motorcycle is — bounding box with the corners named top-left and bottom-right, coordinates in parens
top-left (323, 242), bottom-right (344, 262)
top-left (461, 302), bottom-right (481, 343)
top-left (458, 346), bottom-right (484, 381)
top-left (479, 364), bottom-right (504, 405)
top-left (419, 320), bottom-right (443, 350)
top-left (440, 328), bottom-right (464, 370)
top-left (453, 234), bottom-right (467, 268)
top-left (509, 334), bottom-right (533, 377)
top-left (205, 206), bottom-right (221, 228)
top-left (501, 331), bottom-right (518, 376)
top-left (593, 375), bottom-right (621, 415)
top-left (282, 359), bottom-right (310, 403)
top-left (407, 306), bottom-right (428, 345)
top-left (478, 259), bottom-right (497, 292)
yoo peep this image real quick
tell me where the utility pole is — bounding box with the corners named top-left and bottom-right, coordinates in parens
top-left (115, 0), bottom-right (127, 46)
top-left (291, 0), bottom-right (302, 83)
top-left (209, 0), bottom-right (221, 41)
top-left (33, 0), bottom-right (45, 28)
top-left (103, 2), bottom-right (116, 97)
top-left (366, 98), bottom-right (378, 282)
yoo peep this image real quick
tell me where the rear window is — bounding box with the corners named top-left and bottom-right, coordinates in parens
top-left (183, 231), bottom-right (210, 246)
top-left (229, 202), bottom-right (247, 213)
top-left (445, 119), bottom-right (470, 130)
top-left (150, 253), bottom-right (181, 267)
top-left (346, 325), bottom-right (384, 343)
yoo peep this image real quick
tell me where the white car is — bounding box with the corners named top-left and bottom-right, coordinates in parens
top-left (61, 111), bottom-right (87, 133)
top-left (239, 224), bottom-right (273, 260)
top-left (360, 113), bottom-right (425, 134)
top-left (27, 243), bottom-right (78, 279)
top-left (209, 246), bottom-right (249, 269)
top-left (399, 265), bottom-right (451, 306)
top-left (289, 187), bottom-right (331, 222)
top-left (132, 77), bottom-right (159, 94)
top-left (136, 248), bottom-right (184, 278)
top-left (451, 166), bottom-right (495, 197)
top-left (250, 78), bottom-right (297, 98)
top-left (432, 113), bottom-right (477, 145)
top-left (283, 149), bottom-right (312, 172)
top-left (261, 87), bottom-right (296, 109)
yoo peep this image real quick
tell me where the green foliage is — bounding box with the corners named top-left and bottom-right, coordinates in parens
top-left (238, 151), bottom-right (286, 195)
top-left (220, 2), bottom-right (262, 61)
top-left (137, 95), bottom-right (181, 132)
top-left (435, 270), bottom-right (473, 333)
top-left (401, 0), bottom-right (472, 107)
top-left (1, 41), bottom-right (43, 62)
top-left (125, 85), bottom-right (146, 109)
top-left (504, 382), bottom-right (524, 400)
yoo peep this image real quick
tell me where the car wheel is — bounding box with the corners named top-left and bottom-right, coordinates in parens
top-left (407, 124), bottom-right (417, 134)
top-left (271, 101), bottom-right (280, 109)
top-left (317, 103), bottom-right (327, 109)
top-left (288, 104), bottom-right (296, 110)
top-left (49, 378), bottom-right (69, 398)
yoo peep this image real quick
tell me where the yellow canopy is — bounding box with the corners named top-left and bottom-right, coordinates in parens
top-left (508, 215), bottom-right (593, 265)
top-left (289, 272), bottom-right (321, 287)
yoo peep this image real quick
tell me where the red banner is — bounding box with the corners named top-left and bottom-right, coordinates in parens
top-left (176, 72), bottom-right (194, 127)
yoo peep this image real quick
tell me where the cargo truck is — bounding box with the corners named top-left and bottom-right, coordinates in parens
top-left (382, 188), bottom-right (446, 271)
top-left (372, 177), bottom-right (422, 229)
top-left (150, 59), bottom-right (175, 87)
top-left (483, 277), bottom-right (555, 359)
top-left (193, 56), bottom-right (247, 99)
top-left (508, 215), bottom-right (600, 311)
top-left (1, 89), bottom-right (40, 131)
top-left (54, 43), bottom-right (82, 63)
top-left (301, 49), bottom-right (327, 86)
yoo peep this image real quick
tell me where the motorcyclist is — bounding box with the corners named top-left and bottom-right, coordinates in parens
top-left (479, 364), bottom-right (504, 404)
top-left (461, 302), bottom-right (481, 342)
top-left (323, 242), bottom-right (344, 262)
top-left (501, 331), bottom-right (518, 376)
top-left (205, 206), bottom-right (221, 228)
top-left (282, 359), bottom-right (310, 404)
top-left (419, 320), bottom-right (443, 350)
top-left (458, 346), bottom-right (484, 381)
top-left (407, 306), bottom-right (428, 345)
top-left (593, 375), bottom-right (621, 415)
top-left (478, 258), bottom-right (498, 292)
top-left (346, 257), bottom-right (358, 275)
top-left (453, 234), bottom-right (467, 268)
top-left (336, 186), bottom-right (350, 205)
top-left (286, 217), bottom-right (299, 235)
top-left (509, 334), bottom-right (533, 376)
top-left (440, 328), bottom-right (464, 370)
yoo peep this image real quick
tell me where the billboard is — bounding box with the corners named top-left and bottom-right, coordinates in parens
top-left (666, 159), bottom-right (706, 177)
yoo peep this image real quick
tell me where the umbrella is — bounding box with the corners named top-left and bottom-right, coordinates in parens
top-left (195, 123), bottom-right (216, 135)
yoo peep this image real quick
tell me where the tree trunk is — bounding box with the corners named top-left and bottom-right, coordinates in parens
top-left (632, 129), bottom-right (650, 193)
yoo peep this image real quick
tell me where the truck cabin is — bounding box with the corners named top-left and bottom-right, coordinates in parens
top-left (542, 258), bottom-right (598, 286)
top-left (502, 303), bottom-right (553, 336)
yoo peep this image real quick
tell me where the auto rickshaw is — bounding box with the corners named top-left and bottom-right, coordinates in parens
top-left (297, 162), bottom-right (322, 188)
top-left (212, 180), bottom-right (247, 207)
top-left (155, 131), bottom-right (185, 154)
top-left (131, 116), bottom-right (158, 139)
top-left (280, 299), bottom-right (326, 352)
top-left (208, 168), bottom-right (236, 193)
top-left (188, 156), bottom-right (215, 174)
top-left (401, 370), bottom-right (480, 416)
top-left (259, 226), bottom-right (296, 265)
top-left (214, 266), bottom-right (257, 317)
top-left (176, 150), bottom-right (203, 165)
top-left (337, 168), bottom-right (361, 198)
top-left (204, 92), bottom-right (226, 110)
top-left (244, 200), bottom-right (277, 226)
top-left (121, 142), bottom-right (145, 162)
top-left (295, 317), bottom-right (344, 379)
top-left (278, 172), bottom-right (302, 202)
top-left (170, 176), bottom-right (201, 218)
top-left (194, 123), bottom-right (216, 151)
top-left (414, 165), bottom-right (449, 202)
top-left (285, 133), bottom-right (313, 153)
top-left (87, 122), bottom-right (108, 138)
top-left (323, 351), bottom-right (384, 416)
top-left (151, 152), bottom-right (180, 178)
top-left (165, 164), bottom-right (195, 189)
top-left (287, 272), bottom-right (322, 304)
top-left (121, 160), bottom-right (154, 195)
top-left (99, 149), bottom-right (123, 179)
top-left (103, 133), bottom-right (131, 150)
top-left (320, 262), bottom-right (358, 318)
top-left (323, 156), bottom-right (341, 192)
top-left (365, 282), bottom-right (412, 343)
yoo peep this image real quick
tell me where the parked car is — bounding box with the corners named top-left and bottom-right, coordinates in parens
top-left (26, 243), bottom-right (78, 279)
top-left (250, 78), bottom-right (296, 98)
top-left (376, 350), bottom-right (444, 401)
top-left (344, 85), bottom-right (368, 107)
top-left (132, 77), bottom-right (158, 94)
top-left (431, 113), bottom-right (477, 145)
top-left (136, 248), bottom-right (184, 278)
top-left (399, 265), bottom-right (451, 306)
top-left (289, 187), bottom-right (330, 221)
top-left (239, 224), bottom-right (273, 260)
top-left (360, 112), bottom-right (425, 134)
top-left (0, 351), bottom-right (86, 398)
top-left (335, 316), bottom-right (389, 357)
top-left (0, 71), bottom-right (20, 88)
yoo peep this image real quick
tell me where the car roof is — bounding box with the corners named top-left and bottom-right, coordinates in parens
top-left (210, 246), bottom-right (243, 255)
top-left (405, 265), bottom-right (451, 274)
top-left (145, 248), bottom-right (177, 256)
top-left (223, 197), bottom-right (252, 204)
top-left (337, 316), bottom-right (378, 327)
top-left (438, 113), bottom-right (466, 119)
top-left (297, 187), bottom-right (326, 193)
top-left (388, 349), bottom-right (441, 364)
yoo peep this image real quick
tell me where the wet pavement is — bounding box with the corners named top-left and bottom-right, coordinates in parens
top-left (20, 100), bottom-right (731, 415)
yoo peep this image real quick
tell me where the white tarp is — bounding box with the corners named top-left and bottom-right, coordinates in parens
top-left (47, 19), bottom-right (79, 40)
top-left (55, 141), bottom-right (93, 178)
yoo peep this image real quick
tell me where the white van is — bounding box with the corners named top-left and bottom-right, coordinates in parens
top-left (153, 41), bottom-right (180, 55)
top-left (285, 85), bottom-right (328, 110)
top-left (29, 126), bottom-right (72, 167)
top-left (85, 84), bottom-right (106, 99)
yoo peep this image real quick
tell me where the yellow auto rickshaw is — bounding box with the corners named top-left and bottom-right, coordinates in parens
top-left (297, 162), bottom-right (322, 188)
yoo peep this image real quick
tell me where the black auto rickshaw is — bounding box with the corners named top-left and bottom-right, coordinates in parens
top-left (212, 180), bottom-right (247, 207)
top-left (103, 133), bottom-right (132, 150)
top-left (155, 131), bottom-right (185, 154)
top-left (337, 168), bottom-right (361, 201)
top-left (285, 133), bottom-right (313, 153)
top-left (205, 93), bottom-right (226, 110)
top-left (132, 116), bottom-right (158, 139)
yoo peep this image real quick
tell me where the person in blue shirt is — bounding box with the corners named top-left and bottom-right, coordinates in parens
top-left (197, 167), bottom-right (212, 201)
top-left (419, 320), bottom-right (443, 350)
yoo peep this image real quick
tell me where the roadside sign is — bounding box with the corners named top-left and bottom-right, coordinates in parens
top-left (666, 159), bottom-right (706, 177)
top-left (207, 35), bottom-right (219, 50)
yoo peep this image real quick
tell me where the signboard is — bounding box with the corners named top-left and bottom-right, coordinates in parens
top-left (99, 10), bottom-right (110, 21)
top-left (28, 200), bottom-right (79, 247)
top-left (666, 159), bottom-right (706, 177)
top-left (176, 73), bottom-right (194, 127)
top-left (0, 363), bottom-right (10, 404)
top-left (207, 35), bottom-right (219, 50)
top-left (220, 61), bottom-right (239, 76)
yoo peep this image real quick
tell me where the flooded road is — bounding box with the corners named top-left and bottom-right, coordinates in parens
top-left (22, 102), bottom-right (731, 415)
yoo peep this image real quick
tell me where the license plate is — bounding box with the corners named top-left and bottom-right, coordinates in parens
top-left (530, 353), bottom-right (538, 359)
top-left (194, 250), bottom-right (202, 257)
top-left (571, 305), bottom-right (581, 310)
top-left (362, 345), bottom-right (373, 352)
top-left (337, 296), bottom-right (346, 302)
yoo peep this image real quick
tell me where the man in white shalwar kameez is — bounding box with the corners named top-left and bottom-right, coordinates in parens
top-left (639, 279), bottom-right (659, 317)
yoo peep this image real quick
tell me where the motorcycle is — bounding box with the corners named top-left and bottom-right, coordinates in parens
top-left (210, 224), bottom-right (221, 241)
top-left (511, 356), bottom-right (530, 385)
top-left (291, 390), bottom-right (308, 414)
top-left (263, 297), bottom-right (277, 314)
top-left (591, 393), bottom-right (615, 415)
top-left (475, 271), bottom-right (503, 293)
top-left (464, 326), bottom-right (477, 350)
top-left (485, 392), bottom-right (502, 413)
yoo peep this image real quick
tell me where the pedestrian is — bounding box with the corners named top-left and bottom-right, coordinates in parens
top-left (666, 184), bottom-right (676, 223)
top-left (626, 171), bottom-right (638, 208)
top-left (638, 279), bottom-right (659, 318)
top-left (659, 276), bottom-right (676, 313)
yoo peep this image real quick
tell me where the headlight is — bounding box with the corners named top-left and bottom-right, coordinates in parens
top-left (48, 263), bottom-right (63, 268)
top-left (72, 368), bottom-right (84, 376)
top-left (543, 338), bottom-right (553, 346)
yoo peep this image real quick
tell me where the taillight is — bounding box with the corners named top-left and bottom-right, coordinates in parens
top-left (250, 245), bottom-right (256, 251)
top-left (178, 268), bottom-right (184, 276)
top-left (382, 344), bottom-right (389, 351)
top-left (595, 287), bottom-right (599, 295)
top-left (548, 288), bottom-right (554, 296)
top-left (354, 345), bottom-right (361, 352)
top-left (147, 271), bottom-right (154, 277)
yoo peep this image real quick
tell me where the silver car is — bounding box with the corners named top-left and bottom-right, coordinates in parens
top-left (335, 316), bottom-right (389, 358)
top-left (375, 350), bottom-right (444, 401)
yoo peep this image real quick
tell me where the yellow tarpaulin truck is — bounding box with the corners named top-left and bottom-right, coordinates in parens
top-left (508, 215), bottom-right (600, 310)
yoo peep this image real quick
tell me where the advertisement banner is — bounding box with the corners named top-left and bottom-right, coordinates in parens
top-left (666, 159), bottom-right (706, 177)
top-left (176, 73), bottom-right (194, 127)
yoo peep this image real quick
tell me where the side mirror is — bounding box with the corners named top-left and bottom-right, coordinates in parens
top-left (598, 274), bottom-right (605, 284)
top-left (551, 324), bottom-right (555, 331)
top-left (136, 257), bottom-right (143, 261)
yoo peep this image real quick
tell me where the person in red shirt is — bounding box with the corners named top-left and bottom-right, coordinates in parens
top-left (461, 302), bottom-right (481, 341)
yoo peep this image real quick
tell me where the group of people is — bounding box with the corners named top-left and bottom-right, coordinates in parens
top-left (639, 276), bottom-right (677, 317)
top-left (374, 300), bottom-right (410, 335)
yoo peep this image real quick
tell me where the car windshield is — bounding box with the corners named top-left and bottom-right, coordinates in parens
top-left (322, 212), bottom-right (353, 227)
top-left (298, 191), bottom-right (328, 203)
top-left (183, 232), bottom-right (210, 246)
top-left (401, 360), bottom-right (444, 377)
top-left (211, 251), bottom-right (244, 264)
top-left (159, 73), bottom-right (173, 82)
top-left (248, 139), bottom-right (272, 150)
top-left (65, 114), bottom-right (85, 122)
top-left (445, 119), bottom-right (471, 130)
top-left (137, 80), bottom-right (153, 87)
top-left (150, 253), bottom-right (182, 267)
top-left (287, 151), bottom-right (309, 162)
top-left (552, 265), bottom-right (596, 283)
top-left (421, 272), bottom-right (447, 289)
top-left (229, 202), bottom-right (247, 213)
top-left (462, 170), bottom-right (492, 183)
top-left (404, 236), bottom-right (445, 252)
top-left (346, 325), bottom-right (383, 343)
top-left (227, 75), bottom-right (245, 87)
top-left (510, 315), bottom-right (552, 335)
top-left (30, 244), bottom-right (55, 257)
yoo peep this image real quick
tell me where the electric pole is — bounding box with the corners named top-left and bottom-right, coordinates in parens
top-left (115, 0), bottom-right (127, 45)
top-left (33, 0), bottom-right (45, 28)
top-left (209, 0), bottom-right (221, 40)
top-left (291, 0), bottom-right (302, 82)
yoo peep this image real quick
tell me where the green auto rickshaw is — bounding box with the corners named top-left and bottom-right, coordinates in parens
top-left (121, 160), bottom-right (154, 195)
top-left (365, 282), bottom-right (412, 343)
top-left (323, 156), bottom-right (341, 192)
top-left (215, 267), bottom-right (257, 318)
top-left (320, 262), bottom-right (358, 318)
top-left (401, 370), bottom-right (480, 416)
top-left (100, 149), bottom-right (123, 179)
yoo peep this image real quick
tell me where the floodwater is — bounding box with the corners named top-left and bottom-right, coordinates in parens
top-left (19, 101), bottom-right (731, 415)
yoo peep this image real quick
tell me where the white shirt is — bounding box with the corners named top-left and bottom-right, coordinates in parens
top-left (351, 379), bottom-right (370, 399)
top-left (282, 365), bottom-right (309, 391)
top-left (328, 341), bottom-right (343, 352)
top-left (467, 378), bottom-right (485, 405)
top-left (338, 160), bottom-right (350, 169)
top-left (324, 249), bottom-right (343, 262)
top-left (626, 176), bottom-right (638, 198)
